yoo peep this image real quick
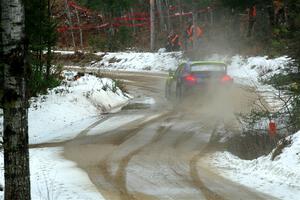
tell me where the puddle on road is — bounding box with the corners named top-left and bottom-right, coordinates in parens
top-left (122, 103), bottom-right (151, 110)
top-left (122, 96), bottom-right (156, 110)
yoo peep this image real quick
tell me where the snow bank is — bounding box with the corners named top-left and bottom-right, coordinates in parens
top-left (89, 52), bottom-right (293, 110)
top-left (29, 74), bottom-right (129, 144)
top-left (204, 131), bottom-right (300, 200)
top-left (0, 147), bottom-right (105, 200)
top-left (0, 74), bottom-right (130, 144)
top-left (227, 55), bottom-right (294, 111)
top-left (91, 51), bottom-right (183, 72)
top-left (228, 55), bottom-right (294, 86)
top-left (66, 52), bottom-right (293, 113)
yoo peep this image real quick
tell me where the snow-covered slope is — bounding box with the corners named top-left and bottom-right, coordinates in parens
top-left (0, 74), bottom-right (130, 144)
top-left (228, 55), bottom-right (294, 111)
top-left (91, 51), bottom-right (183, 72)
top-left (88, 52), bottom-right (292, 110)
top-left (30, 74), bottom-right (129, 144)
top-left (228, 55), bottom-right (293, 86)
top-left (203, 132), bottom-right (300, 200)
top-left (0, 73), bottom-right (131, 199)
top-left (0, 147), bottom-right (106, 200)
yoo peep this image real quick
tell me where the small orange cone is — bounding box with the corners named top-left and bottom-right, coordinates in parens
top-left (268, 121), bottom-right (277, 137)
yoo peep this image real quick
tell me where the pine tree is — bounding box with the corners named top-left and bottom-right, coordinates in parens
top-left (25, 0), bottom-right (58, 96)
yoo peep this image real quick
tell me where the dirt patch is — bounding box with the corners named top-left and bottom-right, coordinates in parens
top-left (210, 131), bottom-right (283, 160)
top-left (271, 136), bottom-right (292, 160)
top-left (122, 103), bottom-right (151, 110)
top-left (190, 152), bottom-right (225, 200)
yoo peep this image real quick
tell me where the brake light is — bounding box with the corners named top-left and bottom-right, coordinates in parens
top-left (184, 74), bottom-right (197, 83)
top-left (221, 75), bottom-right (233, 83)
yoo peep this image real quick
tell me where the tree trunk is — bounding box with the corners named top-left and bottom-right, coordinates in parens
top-left (64, 0), bottom-right (76, 49)
top-left (0, 0), bottom-right (31, 199)
top-left (177, 0), bottom-right (183, 39)
top-left (75, 9), bottom-right (83, 49)
top-left (46, 0), bottom-right (52, 80)
top-left (150, 0), bottom-right (155, 51)
top-left (156, 0), bottom-right (165, 31)
top-left (192, 11), bottom-right (198, 50)
top-left (131, 8), bottom-right (136, 34)
top-left (165, 0), bottom-right (172, 31)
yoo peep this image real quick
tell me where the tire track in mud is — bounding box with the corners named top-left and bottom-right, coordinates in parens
top-left (188, 123), bottom-right (225, 200)
top-left (190, 151), bottom-right (224, 200)
top-left (112, 113), bottom-right (225, 200)
top-left (90, 112), bottom-right (172, 200)
top-left (112, 124), bottom-right (172, 200)
top-left (63, 111), bottom-right (172, 200)
top-left (76, 117), bottom-right (109, 138)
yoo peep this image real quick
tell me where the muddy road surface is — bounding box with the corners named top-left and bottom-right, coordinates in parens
top-left (63, 71), bottom-right (277, 200)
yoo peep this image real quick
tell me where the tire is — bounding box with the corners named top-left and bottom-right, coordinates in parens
top-left (176, 83), bottom-right (183, 101)
top-left (165, 82), bottom-right (170, 99)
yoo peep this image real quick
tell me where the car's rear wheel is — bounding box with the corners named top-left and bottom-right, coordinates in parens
top-left (176, 83), bottom-right (184, 101)
top-left (165, 82), bottom-right (171, 99)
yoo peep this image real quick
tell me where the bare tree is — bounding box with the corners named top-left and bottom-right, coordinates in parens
top-left (177, 0), bottom-right (183, 34)
top-left (64, 0), bottom-right (76, 48)
top-left (1, 0), bottom-right (31, 199)
top-left (150, 0), bottom-right (155, 51)
top-left (165, 0), bottom-right (172, 31)
top-left (75, 9), bottom-right (83, 49)
top-left (192, 10), bottom-right (198, 50)
top-left (156, 0), bottom-right (165, 31)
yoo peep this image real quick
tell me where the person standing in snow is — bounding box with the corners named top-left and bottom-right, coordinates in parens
top-left (247, 3), bottom-right (257, 37)
top-left (185, 22), bottom-right (204, 50)
top-left (166, 31), bottom-right (182, 51)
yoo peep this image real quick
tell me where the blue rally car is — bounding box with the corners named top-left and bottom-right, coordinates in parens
top-left (165, 61), bottom-right (233, 100)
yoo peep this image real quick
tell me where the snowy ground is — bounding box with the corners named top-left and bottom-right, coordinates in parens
top-left (90, 50), bottom-right (183, 72)
top-left (0, 148), bottom-right (106, 200)
top-left (202, 131), bottom-right (300, 200)
top-left (87, 51), bottom-right (293, 110)
top-left (0, 50), bottom-right (297, 199)
top-left (1, 73), bottom-right (130, 144)
top-left (0, 73), bottom-right (131, 199)
top-left (85, 51), bottom-right (298, 199)
top-left (228, 55), bottom-right (294, 111)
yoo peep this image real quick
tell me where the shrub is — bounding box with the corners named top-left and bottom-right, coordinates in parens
top-left (27, 66), bottom-right (61, 97)
top-left (112, 79), bottom-right (127, 93)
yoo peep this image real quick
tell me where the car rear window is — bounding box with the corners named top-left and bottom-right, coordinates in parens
top-left (190, 64), bottom-right (226, 72)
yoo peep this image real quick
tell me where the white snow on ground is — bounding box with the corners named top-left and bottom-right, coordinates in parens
top-left (0, 148), bottom-right (105, 200)
top-left (206, 55), bottom-right (300, 200)
top-left (203, 131), bottom-right (300, 200)
top-left (0, 73), bottom-right (131, 200)
top-left (228, 55), bottom-right (294, 85)
top-left (0, 74), bottom-right (130, 144)
top-left (0, 51), bottom-right (297, 199)
top-left (87, 51), bottom-right (292, 110)
top-left (52, 50), bottom-right (79, 55)
top-left (227, 55), bottom-right (294, 111)
top-left (91, 51), bottom-right (183, 72)
top-left (86, 51), bottom-right (292, 111)
top-left (28, 74), bottom-right (129, 144)
top-left (86, 51), bottom-right (298, 200)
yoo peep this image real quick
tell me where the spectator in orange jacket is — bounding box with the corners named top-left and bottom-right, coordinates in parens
top-left (247, 3), bottom-right (257, 37)
top-left (185, 22), bottom-right (204, 50)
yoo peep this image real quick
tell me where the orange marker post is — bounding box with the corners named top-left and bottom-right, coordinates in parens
top-left (268, 121), bottom-right (277, 137)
